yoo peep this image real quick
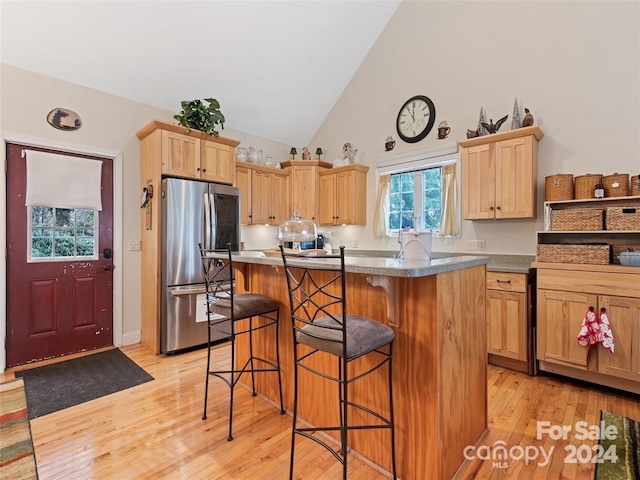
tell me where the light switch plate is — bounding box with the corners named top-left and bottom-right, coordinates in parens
top-left (129, 240), bottom-right (141, 251)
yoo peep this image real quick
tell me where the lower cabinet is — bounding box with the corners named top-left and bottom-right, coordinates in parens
top-left (486, 271), bottom-right (533, 374)
top-left (596, 295), bottom-right (640, 383)
top-left (535, 264), bottom-right (640, 394)
top-left (537, 289), bottom-right (596, 370)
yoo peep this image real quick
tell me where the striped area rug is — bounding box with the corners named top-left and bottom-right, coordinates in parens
top-left (0, 378), bottom-right (38, 479)
top-left (595, 411), bottom-right (640, 480)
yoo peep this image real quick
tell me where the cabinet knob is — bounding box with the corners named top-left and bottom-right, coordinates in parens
top-left (202, 169), bottom-right (207, 173)
top-left (496, 206), bottom-right (501, 210)
top-left (489, 206), bottom-right (494, 211)
top-left (197, 167), bottom-right (201, 171)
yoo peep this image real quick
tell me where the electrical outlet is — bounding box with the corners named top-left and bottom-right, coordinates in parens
top-left (129, 240), bottom-right (141, 251)
top-left (353, 238), bottom-right (358, 248)
top-left (467, 240), bottom-right (486, 251)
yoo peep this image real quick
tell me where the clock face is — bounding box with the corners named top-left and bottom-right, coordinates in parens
top-left (396, 95), bottom-right (436, 143)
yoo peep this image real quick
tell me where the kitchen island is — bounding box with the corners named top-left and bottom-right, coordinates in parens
top-left (223, 251), bottom-right (489, 480)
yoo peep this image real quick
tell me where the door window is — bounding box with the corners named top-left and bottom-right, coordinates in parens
top-left (28, 206), bottom-right (99, 261)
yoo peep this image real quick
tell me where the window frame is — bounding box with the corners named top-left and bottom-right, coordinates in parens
top-left (377, 144), bottom-right (460, 238)
top-left (27, 206), bottom-right (100, 263)
top-left (388, 167), bottom-right (445, 233)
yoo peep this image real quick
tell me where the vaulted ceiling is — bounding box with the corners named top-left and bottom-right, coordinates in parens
top-left (1, 1), bottom-right (400, 145)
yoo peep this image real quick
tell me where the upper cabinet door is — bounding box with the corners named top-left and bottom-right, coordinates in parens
top-left (459, 126), bottom-right (542, 221)
top-left (290, 165), bottom-right (317, 221)
top-left (462, 143), bottom-right (495, 219)
top-left (235, 166), bottom-right (252, 225)
top-left (495, 136), bottom-right (536, 219)
top-left (161, 130), bottom-right (200, 178)
top-left (318, 173), bottom-right (337, 226)
top-left (251, 170), bottom-right (272, 225)
top-left (270, 172), bottom-right (290, 225)
top-left (201, 141), bottom-right (234, 184)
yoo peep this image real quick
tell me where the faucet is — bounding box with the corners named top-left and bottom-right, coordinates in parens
top-left (396, 228), bottom-right (403, 259)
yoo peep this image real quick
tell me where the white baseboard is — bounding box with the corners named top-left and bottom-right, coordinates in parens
top-left (121, 331), bottom-right (141, 346)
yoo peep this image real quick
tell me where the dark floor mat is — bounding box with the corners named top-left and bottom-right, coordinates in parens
top-left (15, 348), bottom-right (154, 419)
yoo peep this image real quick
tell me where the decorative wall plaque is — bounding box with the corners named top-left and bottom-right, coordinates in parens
top-left (47, 108), bottom-right (81, 131)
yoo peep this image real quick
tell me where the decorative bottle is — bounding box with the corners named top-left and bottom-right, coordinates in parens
top-left (594, 183), bottom-right (605, 199)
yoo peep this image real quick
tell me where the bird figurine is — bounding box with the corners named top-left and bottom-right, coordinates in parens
top-left (343, 142), bottom-right (358, 164)
top-left (466, 128), bottom-right (479, 139)
top-left (522, 108), bottom-right (534, 127)
top-left (481, 114), bottom-right (509, 134)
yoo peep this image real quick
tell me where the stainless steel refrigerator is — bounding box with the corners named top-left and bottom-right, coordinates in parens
top-left (161, 177), bottom-right (240, 353)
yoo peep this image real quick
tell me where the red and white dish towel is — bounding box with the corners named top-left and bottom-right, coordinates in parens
top-left (577, 306), bottom-right (615, 353)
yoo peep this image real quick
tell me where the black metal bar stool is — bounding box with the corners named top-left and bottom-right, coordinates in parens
top-left (199, 243), bottom-right (284, 441)
top-left (280, 246), bottom-right (397, 479)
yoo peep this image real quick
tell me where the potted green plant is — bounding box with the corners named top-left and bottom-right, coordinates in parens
top-left (173, 98), bottom-right (225, 137)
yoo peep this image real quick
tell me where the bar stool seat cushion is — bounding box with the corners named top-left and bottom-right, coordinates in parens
top-left (209, 293), bottom-right (279, 319)
top-left (297, 315), bottom-right (394, 359)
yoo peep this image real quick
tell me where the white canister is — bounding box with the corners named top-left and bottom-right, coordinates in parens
top-left (400, 231), bottom-right (432, 261)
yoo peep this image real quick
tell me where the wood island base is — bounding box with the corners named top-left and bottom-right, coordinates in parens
top-left (230, 258), bottom-right (488, 480)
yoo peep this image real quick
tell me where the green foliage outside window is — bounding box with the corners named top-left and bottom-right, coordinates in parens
top-left (388, 167), bottom-right (442, 232)
top-left (30, 207), bottom-right (96, 259)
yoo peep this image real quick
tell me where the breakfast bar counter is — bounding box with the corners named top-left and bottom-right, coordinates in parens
top-left (227, 251), bottom-right (489, 480)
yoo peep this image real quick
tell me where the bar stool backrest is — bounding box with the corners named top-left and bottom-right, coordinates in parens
top-left (280, 246), bottom-right (348, 357)
top-left (199, 243), bottom-right (235, 318)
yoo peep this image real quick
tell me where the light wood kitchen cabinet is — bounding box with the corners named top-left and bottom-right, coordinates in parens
top-left (458, 125), bottom-right (543, 220)
top-left (235, 165), bottom-right (252, 225)
top-left (162, 130), bottom-right (200, 177)
top-left (534, 263), bottom-right (640, 394)
top-left (281, 160), bottom-right (332, 222)
top-left (597, 295), bottom-right (640, 383)
top-left (318, 164), bottom-right (368, 226)
top-left (235, 161), bottom-right (290, 226)
top-left (160, 127), bottom-right (236, 184)
top-left (136, 119), bottom-right (240, 353)
top-left (486, 272), bottom-right (529, 372)
top-left (201, 140), bottom-right (235, 184)
top-left (537, 288), bottom-right (595, 370)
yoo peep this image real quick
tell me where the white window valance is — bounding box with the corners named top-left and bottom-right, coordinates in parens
top-left (376, 143), bottom-right (458, 175)
top-left (25, 150), bottom-right (103, 211)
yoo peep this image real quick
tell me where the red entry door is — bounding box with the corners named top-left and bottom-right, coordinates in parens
top-left (6, 143), bottom-right (114, 367)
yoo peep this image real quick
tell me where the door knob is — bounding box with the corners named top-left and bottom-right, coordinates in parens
top-left (101, 264), bottom-right (113, 271)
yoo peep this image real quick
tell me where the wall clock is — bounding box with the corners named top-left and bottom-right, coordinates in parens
top-left (396, 95), bottom-right (436, 143)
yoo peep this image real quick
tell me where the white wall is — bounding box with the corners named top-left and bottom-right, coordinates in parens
top-left (0, 64), bottom-right (290, 367)
top-left (309, 0), bottom-right (640, 255)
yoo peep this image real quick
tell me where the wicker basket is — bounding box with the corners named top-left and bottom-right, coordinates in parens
top-left (631, 175), bottom-right (640, 196)
top-left (612, 245), bottom-right (640, 264)
top-left (545, 174), bottom-right (574, 201)
top-left (603, 173), bottom-right (630, 197)
top-left (536, 244), bottom-right (610, 264)
top-left (551, 208), bottom-right (603, 231)
top-left (605, 206), bottom-right (640, 230)
top-left (574, 174), bottom-right (603, 199)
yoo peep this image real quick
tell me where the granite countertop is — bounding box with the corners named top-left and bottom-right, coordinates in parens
top-left (210, 251), bottom-right (489, 278)
top-left (337, 250), bottom-right (534, 274)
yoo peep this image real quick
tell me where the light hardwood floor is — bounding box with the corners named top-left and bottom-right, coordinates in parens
top-left (2, 343), bottom-right (638, 480)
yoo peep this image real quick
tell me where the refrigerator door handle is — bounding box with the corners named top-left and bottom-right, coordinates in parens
top-left (203, 192), bottom-right (211, 250)
top-left (209, 193), bottom-right (217, 250)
